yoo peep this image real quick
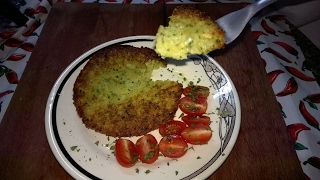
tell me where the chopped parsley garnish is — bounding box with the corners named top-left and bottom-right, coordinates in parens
top-left (135, 168), bottom-right (139, 174)
top-left (70, 146), bottom-right (78, 151)
top-left (145, 170), bottom-right (151, 174)
top-left (196, 78), bottom-right (201, 83)
top-left (95, 141), bottom-right (99, 146)
top-left (175, 171), bottom-right (179, 175)
top-left (144, 151), bottom-right (155, 161)
top-left (178, 113), bottom-right (185, 118)
top-left (167, 147), bottom-right (174, 153)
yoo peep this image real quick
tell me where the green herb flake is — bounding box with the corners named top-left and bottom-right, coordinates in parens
top-left (144, 151), bottom-right (155, 161)
top-left (167, 147), bottom-right (174, 153)
top-left (197, 156), bottom-right (201, 159)
top-left (95, 141), bottom-right (99, 146)
top-left (175, 171), bottom-right (179, 175)
top-left (178, 113), bottom-right (185, 119)
top-left (70, 146), bottom-right (78, 151)
top-left (163, 136), bottom-right (168, 141)
top-left (167, 162), bottom-right (170, 166)
top-left (135, 168), bottom-right (139, 174)
top-left (145, 170), bottom-right (151, 174)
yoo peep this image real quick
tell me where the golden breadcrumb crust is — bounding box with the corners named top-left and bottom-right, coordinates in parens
top-left (155, 5), bottom-right (226, 60)
top-left (73, 45), bottom-right (183, 137)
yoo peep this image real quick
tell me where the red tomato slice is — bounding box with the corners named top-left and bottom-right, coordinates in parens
top-left (115, 139), bottom-right (138, 168)
top-left (181, 124), bottom-right (212, 145)
top-left (183, 85), bottom-right (210, 99)
top-left (178, 96), bottom-right (207, 115)
top-left (135, 134), bottom-right (159, 164)
top-left (158, 136), bottom-right (188, 158)
top-left (182, 115), bottom-right (211, 126)
top-left (159, 120), bottom-right (187, 136)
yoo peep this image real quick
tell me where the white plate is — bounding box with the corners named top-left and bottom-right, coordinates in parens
top-left (45, 36), bottom-right (241, 180)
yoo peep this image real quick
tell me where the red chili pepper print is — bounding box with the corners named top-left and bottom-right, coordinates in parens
top-left (287, 123), bottom-right (310, 142)
top-left (299, 100), bottom-right (320, 130)
top-left (252, 31), bottom-right (268, 41)
top-left (22, 20), bottom-right (41, 37)
top-left (303, 156), bottom-right (320, 169)
top-left (276, 77), bottom-right (298, 97)
top-left (261, 19), bottom-right (278, 36)
top-left (284, 66), bottom-right (316, 81)
top-left (20, 42), bottom-right (35, 52)
top-left (5, 70), bottom-right (19, 84)
top-left (35, 6), bottom-right (48, 14)
top-left (265, 14), bottom-right (286, 23)
top-left (273, 41), bottom-right (299, 59)
top-left (24, 7), bottom-right (36, 18)
top-left (0, 31), bottom-right (17, 39)
top-left (304, 93), bottom-right (320, 104)
top-left (4, 37), bottom-right (24, 47)
top-left (6, 53), bottom-right (26, 61)
top-left (0, 90), bottom-right (14, 99)
top-left (261, 48), bottom-right (292, 63)
top-left (267, 69), bottom-right (284, 85)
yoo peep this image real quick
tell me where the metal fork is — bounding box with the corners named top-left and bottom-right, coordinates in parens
top-left (216, 0), bottom-right (278, 44)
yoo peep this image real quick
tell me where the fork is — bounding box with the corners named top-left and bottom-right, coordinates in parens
top-left (215, 0), bottom-right (278, 44)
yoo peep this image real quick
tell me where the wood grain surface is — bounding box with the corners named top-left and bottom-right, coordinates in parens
top-left (0, 3), bottom-right (304, 180)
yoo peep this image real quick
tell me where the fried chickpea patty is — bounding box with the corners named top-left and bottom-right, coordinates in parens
top-left (73, 45), bottom-right (183, 137)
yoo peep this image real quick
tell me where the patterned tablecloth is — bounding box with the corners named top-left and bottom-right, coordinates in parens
top-left (0, 0), bottom-right (319, 179)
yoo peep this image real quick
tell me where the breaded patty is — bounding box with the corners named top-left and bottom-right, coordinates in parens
top-left (73, 45), bottom-right (183, 137)
top-left (155, 5), bottom-right (226, 60)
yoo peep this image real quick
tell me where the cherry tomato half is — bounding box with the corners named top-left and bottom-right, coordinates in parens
top-left (182, 115), bottom-right (211, 126)
top-left (159, 120), bottom-right (187, 136)
top-left (183, 85), bottom-right (210, 100)
top-left (178, 96), bottom-right (207, 115)
top-left (181, 124), bottom-right (212, 145)
top-left (135, 134), bottom-right (159, 164)
top-left (158, 136), bottom-right (188, 158)
top-left (115, 139), bottom-right (138, 168)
